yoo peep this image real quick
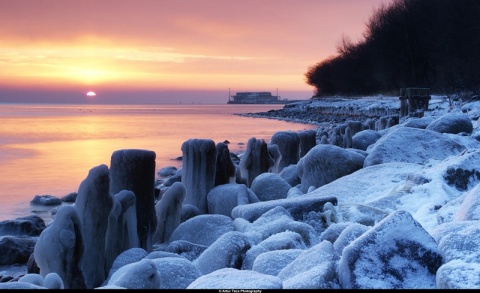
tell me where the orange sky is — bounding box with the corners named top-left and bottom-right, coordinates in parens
top-left (0, 0), bottom-right (392, 103)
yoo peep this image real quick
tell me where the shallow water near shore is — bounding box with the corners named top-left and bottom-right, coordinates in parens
top-left (0, 103), bottom-right (315, 223)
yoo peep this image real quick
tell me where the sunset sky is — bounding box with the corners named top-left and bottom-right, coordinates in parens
top-left (0, 0), bottom-right (392, 104)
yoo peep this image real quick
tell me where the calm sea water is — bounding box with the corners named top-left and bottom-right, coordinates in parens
top-left (0, 103), bottom-right (315, 222)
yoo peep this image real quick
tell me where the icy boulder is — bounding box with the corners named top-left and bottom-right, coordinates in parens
top-left (193, 231), bottom-right (252, 275)
top-left (104, 247), bottom-right (148, 285)
top-left (187, 268), bottom-right (283, 289)
top-left (75, 164), bottom-right (113, 288)
top-left (154, 181), bottom-right (185, 244)
top-left (234, 206), bottom-right (319, 247)
top-left (168, 214), bottom-right (234, 246)
top-left (110, 149), bottom-right (157, 252)
top-left (363, 127), bottom-right (467, 167)
top-left (239, 137), bottom-right (274, 187)
top-left (181, 139), bottom-right (216, 214)
top-left (436, 259), bottom-right (480, 289)
top-left (207, 183), bottom-right (259, 217)
top-left (426, 112), bottom-right (473, 134)
top-left (454, 183), bottom-right (480, 221)
top-left (351, 129), bottom-right (381, 151)
top-left (231, 193), bottom-right (337, 224)
top-left (164, 240), bottom-right (207, 261)
top-left (34, 205), bottom-right (86, 289)
top-left (278, 240), bottom-right (340, 289)
top-left (437, 222), bottom-right (480, 263)
top-left (252, 249), bottom-right (303, 276)
top-left (270, 131), bottom-right (300, 172)
top-left (402, 116), bottom-right (436, 129)
top-left (242, 230), bottom-right (307, 270)
top-left (104, 258), bottom-right (160, 289)
top-left (150, 256), bottom-right (201, 289)
top-left (297, 144), bottom-right (365, 193)
top-left (250, 172), bottom-right (291, 201)
top-left (339, 210), bottom-right (443, 289)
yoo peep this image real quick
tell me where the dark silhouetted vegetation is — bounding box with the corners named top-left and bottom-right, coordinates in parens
top-left (305, 0), bottom-right (480, 97)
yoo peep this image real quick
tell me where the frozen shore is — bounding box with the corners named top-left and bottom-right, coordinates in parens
top-left (2, 95), bottom-right (480, 289)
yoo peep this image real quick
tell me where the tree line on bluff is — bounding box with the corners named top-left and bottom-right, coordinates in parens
top-left (305, 0), bottom-right (480, 97)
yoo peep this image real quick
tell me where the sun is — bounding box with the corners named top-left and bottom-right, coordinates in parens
top-left (86, 91), bottom-right (96, 97)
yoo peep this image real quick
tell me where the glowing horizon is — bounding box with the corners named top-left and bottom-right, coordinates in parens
top-left (0, 0), bottom-right (392, 103)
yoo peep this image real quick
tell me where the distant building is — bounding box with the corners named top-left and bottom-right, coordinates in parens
top-left (227, 91), bottom-right (287, 104)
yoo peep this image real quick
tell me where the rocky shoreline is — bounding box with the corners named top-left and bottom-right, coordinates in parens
top-left (2, 95), bottom-right (480, 289)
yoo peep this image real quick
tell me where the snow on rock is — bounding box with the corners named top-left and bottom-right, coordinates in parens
top-left (278, 164), bottom-right (300, 187)
top-left (193, 231), bottom-right (252, 275)
top-left (164, 240), bottom-right (207, 261)
top-left (33, 205), bottom-right (86, 289)
top-left (250, 172), bottom-right (291, 201)
top-left (103, 258), bottom-right (160, 289)
top-left (332, 222), bottom-right (370, 255)
top-left (242, 230), bottom-right (306, 270)
top-left (436, 222), bottom-right (480, 263)
top-left (338, 210), bottom-right (443, 289)
top-left (150, 256), bottom-right (201, 289)
top-left (207, 183), bottom-right (259, 218)
top-left (168, 214), bottom-right (234, 246)
top-left (454, 183), bottom-right (480, 221)
top-left (239, 137), bottom-right (274, 187)
top-left (30, 194), bottom-right (62, 206)
top-left (153, 181), bottom-right (185, 244)
top-left (231, 193), bottom-right (337, 225)
top-left (104, 190), bottom-right (139, 274)
top-left (75, 164), bottom-right (113, 289)
top-left (233, 206), bottom-right (319, 247)
top-left (363, 127), bottom-right (467, 167)
top-left (402, 116), bottom-right (436, 129)
top-left (270, 131), bottom-right (300, 172)
top-left (278, 240), bottom-right (340, 289)
top-left (351, 129), bottom-right (382, 151)
top-left (426, 112), bottom-right (473, 134)
top-left (436, 259), bottom-right (480, 289)
top-left (104, 247), bottom-right (148, 285)
top-left (251, 249), bottom-right (303, 276)
top-left (109, 149), bottom-right (157, 252)
top-left (187, 268), bottom-right (283, 289)
top-left (181, 139), bottom-right (216, 214)
top-left (297, 144), bottom-right (366, 193)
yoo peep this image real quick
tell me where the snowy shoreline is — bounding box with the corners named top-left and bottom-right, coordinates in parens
top-left (2, 95), bottom-right (480, 289)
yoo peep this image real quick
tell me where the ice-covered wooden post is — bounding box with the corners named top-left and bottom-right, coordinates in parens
top-left (239, 137), bottom-right (274, 187)
top-left (109, 149), bottom-right (157, 252)
top-left (181, 139), bottom-right (216, 214)
top-left (271, 131), bottom-right (300, 172)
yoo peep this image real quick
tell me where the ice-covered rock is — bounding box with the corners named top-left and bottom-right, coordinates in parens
top-left (34, 205), bottom-right (86, 289)
top-left (426, 112), bottom-right (473, 134)
top-left (251, 249), bottom-right (303, 276)
top-left (110, 149), bottom-right (157, 252)
top-left (297, 144), bottom-right (365, 193)
top-left (207, 183), bottom-right (259, 217)
top-left (181, 139), bottom-right (216, 214)
top-left (363, 127), bottom-right (467, 167)
top-left (193, 231), bottom-right (252, 275)
top-left (153, 181), bottom-right (185, 244)
top-left (242, 230), bottom-right (306, 270)
top-left (104, 258), bottom-right (160, 289)
top-left (187, 268), bottom-right (283, 289)
top-left (75, 164), bottom-right (113, 288)
top-left (150, 256), bottom-right (201, 289)
top-left (270, 131), bottom-right (300, 172)
top-left (339, 210), bottom-right (443, 289)
top-left (278, 240), bottom-right (340, 289)
top-left (239, 137), bottom-right (274, 187)
top-left (250, 172), bottom-right (291, 201)
top-left (168, 214), bottom-right (234, 246)
top-left (351, 129), bottom-right (381, 151)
